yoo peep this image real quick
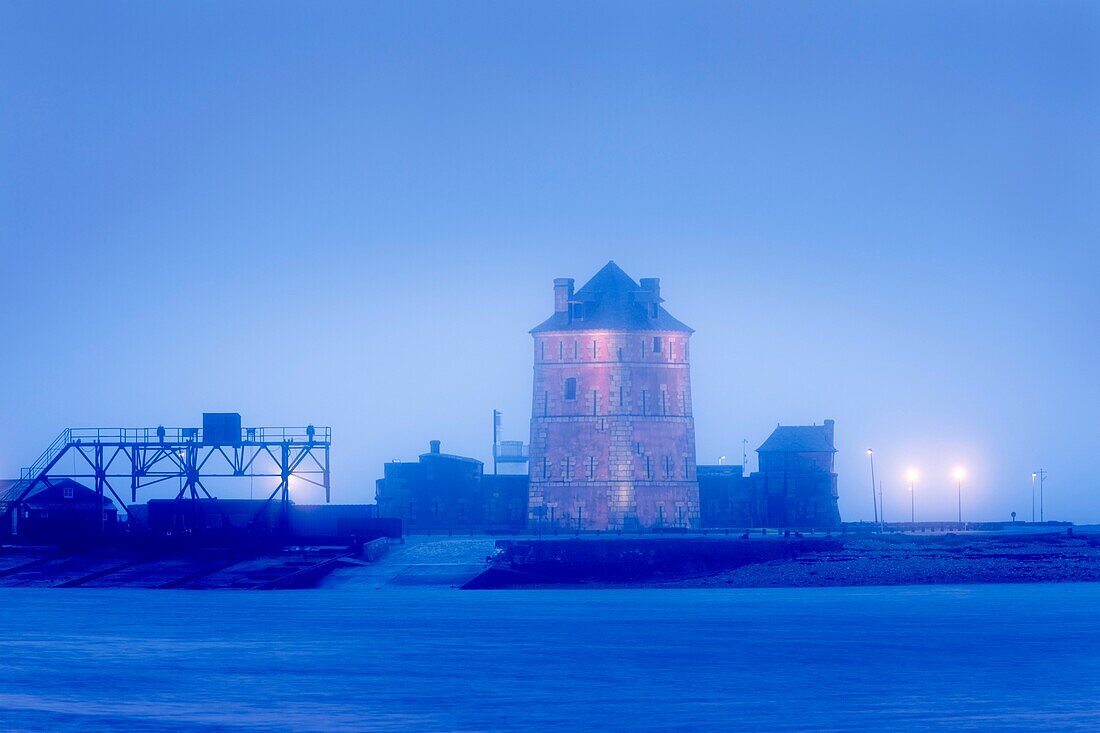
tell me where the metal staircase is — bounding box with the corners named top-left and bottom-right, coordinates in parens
top-left (19, 428), bottom-right (73, 484)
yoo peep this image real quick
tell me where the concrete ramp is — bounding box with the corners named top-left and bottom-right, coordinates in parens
top-left (320, 536), bottom-right (500, 588)
top-left (384, 563), bottom-right (486, 587)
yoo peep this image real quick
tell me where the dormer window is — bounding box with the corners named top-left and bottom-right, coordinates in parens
top-left (650, 303), bottom-right (658, 318)
top-left (63, 486), bottom-right (74, 499)
top-left (569, 302), bottom-right (584, 321)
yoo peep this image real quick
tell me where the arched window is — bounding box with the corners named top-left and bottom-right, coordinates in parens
top-left (564, 377), bottom-right (577, 401)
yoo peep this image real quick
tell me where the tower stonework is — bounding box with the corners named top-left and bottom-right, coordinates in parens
top-left (527, 262), bottom-right (700, 530)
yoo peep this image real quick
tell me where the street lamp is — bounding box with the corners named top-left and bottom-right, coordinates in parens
top-left (1031, 472), bottom-right (1037, 523)
top-left (1035, 469), bottom-right (1047, 523)
top-left (953, 467), bottom-right (966, 526)
top-left (718, 455), bottom-right (726, 465)
top-left (867, 449), bottom-right (879, 529)
top-left (906, 469), bottom-right (918, 525)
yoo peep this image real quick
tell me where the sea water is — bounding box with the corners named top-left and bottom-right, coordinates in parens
top-left (0, 584), bottom-right (1097, 732)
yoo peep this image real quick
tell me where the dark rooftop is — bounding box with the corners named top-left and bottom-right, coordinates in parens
top-left (0, 478), bottom-right (118, 510)
top-left (418, 452), bottom-right (483, 465)
top-left (531, 261), bottom-right (693, 334)
top-left (757, 423), bottom-right (837, 454)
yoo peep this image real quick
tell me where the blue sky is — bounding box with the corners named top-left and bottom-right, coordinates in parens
top-left (2, 1), bottom-right (1098, 521)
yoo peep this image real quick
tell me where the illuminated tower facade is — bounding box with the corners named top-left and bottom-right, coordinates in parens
top-left (527, 261), bottom-right (700, 530)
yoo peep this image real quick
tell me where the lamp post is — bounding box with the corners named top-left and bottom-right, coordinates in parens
top-left (867, 449), bottom-right (879, 529)
top-left (954, 467), bottom-right (965, 526)
top-left (879, 480), bottom-right (885, 528)
top-left (492, 409), bottom-right (501, 476)
top-left (907, 469), bottom-right (918, 525)
top-left (1037, 469), bottom-right (1047, 523)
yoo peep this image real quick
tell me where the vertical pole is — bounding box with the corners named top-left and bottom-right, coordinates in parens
top-left (324, 446), bottom-right (331, 504)
top-left (878, 480), bottom-right (884, 529)
top-left (492, 410), bottom-right (500, 476)
top-left (280, 443), bottom-right (290, 536)
top-left (1039, 470), bottom-right (1046, 522)
top-left (96, 444), bottom-right (105, 537)
top-left (909, 481), bottom-right (915, 524)
top-left (957, 478), bottom-right (962, 525)
top-left (868, 450), bottom-right (878, 527)
top-left (184, 445), bottom-right (198, 501)
top-left (130, 446), bottom-right (139, 504)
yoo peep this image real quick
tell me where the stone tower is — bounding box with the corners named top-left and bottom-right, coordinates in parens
top-left (527, 261), bottom-right (700, 530)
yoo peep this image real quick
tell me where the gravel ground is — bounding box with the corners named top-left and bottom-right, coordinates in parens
top-left (671, 532), bottom-right (1100, 588)
top-left (474, 531), bottom-right (1100, 589)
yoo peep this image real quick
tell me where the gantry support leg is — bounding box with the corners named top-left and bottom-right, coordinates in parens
top-left (324, 446), bottom-right (330, 504)
top-left (94, 444), bottom-right (106, 537)
top-left (130, 447), bottom-right (140, 504)
top-left (280, 443), bottom-right (291, 536)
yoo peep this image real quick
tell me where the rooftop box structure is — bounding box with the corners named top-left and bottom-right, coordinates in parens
top-left (203, 413), bottom-right (242, 445)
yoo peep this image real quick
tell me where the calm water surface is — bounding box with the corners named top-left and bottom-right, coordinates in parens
top-left (0, 584), bottom-right (1098, 732)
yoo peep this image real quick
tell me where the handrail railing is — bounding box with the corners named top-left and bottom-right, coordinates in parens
top-left (63, 426), bottom-right (331, 444)
top-left (19, 428), bottom-right (72, 482)
top-left (17, 426), bottom-right (331, 481)
top-left (494, 442), bottom-right (529, 460)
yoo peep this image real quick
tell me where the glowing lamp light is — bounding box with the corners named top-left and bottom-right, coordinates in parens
top-left (954, 467), bottom-right (966, 481)
top-left (866, 448), bottom-right (873, 456)
top-left (906, 468), bottom-right (919, 483)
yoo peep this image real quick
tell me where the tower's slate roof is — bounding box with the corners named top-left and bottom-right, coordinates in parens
top-left (531, 261), bottom-right (693, 334)
top-left (757, 425), bottom-right (837, 453)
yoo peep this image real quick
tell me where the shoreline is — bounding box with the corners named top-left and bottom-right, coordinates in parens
top-left (3, 531), bottom-right (1098, 590)
top-left (468, 530), bottom-right (1100, 589)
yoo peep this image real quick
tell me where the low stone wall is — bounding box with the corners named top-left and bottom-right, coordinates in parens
top-left (466, 536), bottom-right (841, 587)
top-left (362, 537), bottom-right (390, 562)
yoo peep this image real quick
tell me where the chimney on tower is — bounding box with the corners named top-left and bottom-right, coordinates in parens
top-left (639, 278), bottom-right (662, 319)
top-left (554, 278), bottom-right (575, 313)
top-left (823, 419), bottom-right (835, 448)
top-left (429, 440), bottom-right (441, 455)
top-left (640, 278), bottom-right (661, 300)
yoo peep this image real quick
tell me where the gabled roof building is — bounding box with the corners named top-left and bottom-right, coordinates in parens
top-left (527, 262), bottom-right (700, 530)
top-left (698, 420), bottom-right (841, 529)
top-left (0, 478), bottom-right (120, 540)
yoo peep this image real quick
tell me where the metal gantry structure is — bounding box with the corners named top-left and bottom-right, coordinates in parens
top-left (2, 424), bottom-right (331, 535)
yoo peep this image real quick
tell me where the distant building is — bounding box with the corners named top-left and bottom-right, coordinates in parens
top-left (481, 474), bottom-right (529, 530)
top-left (699, 420), bottom-right (841, 529)
top-left (0, 478), bottom-right (119, 541)
top-left (375, 440), bottom-right (528, 532)
top-left (142, 498), bottom-right (285, 536)
top-left (133, 499), bottom-right (398, 540)
top-left (697, 464), bottom-right (750, 527)
top-left (755, 419), bottom-right (840, 527)
top-left (527, 261), bottom-right (700, 531)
